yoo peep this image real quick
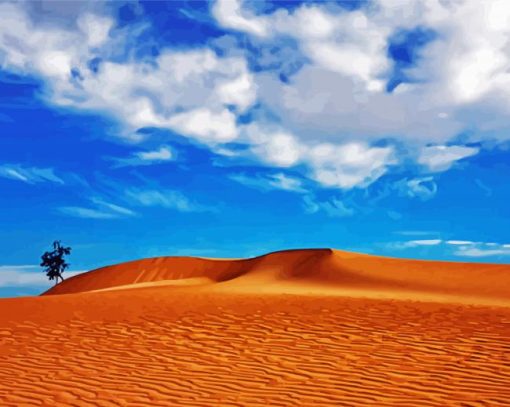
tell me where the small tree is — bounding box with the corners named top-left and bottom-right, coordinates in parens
top-left (40, 241), bottom-right (71, 286)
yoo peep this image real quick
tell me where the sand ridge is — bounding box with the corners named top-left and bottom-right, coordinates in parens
top-left (44, 248), bottom-right (510, 306)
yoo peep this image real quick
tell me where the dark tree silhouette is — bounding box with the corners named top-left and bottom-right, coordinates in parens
top-left (40, 241), bottom-right (71, 286)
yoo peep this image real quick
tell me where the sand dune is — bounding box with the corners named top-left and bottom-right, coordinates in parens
top-left (1, 248), bottom-right (510, 406)
top-left (44, 248), bottom-right (510, 306)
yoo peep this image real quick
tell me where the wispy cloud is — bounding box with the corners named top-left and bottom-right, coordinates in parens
top-left (389, 238), bottom-right (510, 258)
top-left (452, 241), bottom-right (510, 258)
top-left (58, 198), bottom-right (136, 219)
top-left (229, 172), bottom-right (306, 193)
top-left (445, 240), bottom-right (475, 245)
top-left (58, 207), bottom-right (122, 219)
top-left (137, 146), bottom-right (173, 161)
top-left (0, 265), bottom-right (84, 287)
top-left (90, 198), bottom-right (137, 217)
top-left (0, 164), bottom-right (64, 185)
top-left (395, 177), bottom-right (437, 201)
top-left (474, 179), bottom-right (493, 197)
top-left (268, 173), bottom-right (307, 193)
top-left (125, 188), bottom-right (215, 213)
top-left (400, 239), bottom-right (443, 248)
top-left (109, 146), bottom-right (174, 168)
top-left (453, 246), bottom-right (510, 258)
top-left (303, 195), bottom-right (355, 218)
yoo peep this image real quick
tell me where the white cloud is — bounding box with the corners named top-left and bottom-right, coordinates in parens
top-left (216, 72), bottom-right (257, 112)
top-left (0, 164), bottom-right (64, 184)
top-left (446, 240), bottom-right (475, 245)
top-left (454, 247), bottom-right (510, 258)
top-left (418, 145), bottom-right (480, 172)
top-left (242, 123), bottom-right (395, 189)
top-left (0, 168), bottom-right (28, 182)
top-left (59, 206), bottom-right (123, 219)
top-left (246, 125), bottom-right (303, 167)
top-left (418, 1), bottom-right (510, 107)
top-left (268, 173), bottom-right (306, 193)
top-left (450, 240), bottom-right (510, 257)
top-left (382, 237), bottom-right (510, 258)
top-left (257, 58), bottom-right (464, 146)
top-left (59, 198), bottom-right (135, 219)
top-left (214, 1), bottom-right (390, 91)
top-left (77, 12), bottom-right (113, 48)
top-left (125, 188), bottom-right (214, 213)
top-left (308, 142), bottom-right (394, 189)
top-left (212, 0), bottom-right (510, 176)
top-left (109, 146), bottom-right (174, 167)
top-left (401, 239), bottom-right (443, 248)
top-left (90, 198), bottom-right (137, 217)
top-left (212, 0), bottom-right (269, 37)
top-left (136, 146), bottom-right (173, 162)
top-left (0, 4), bottom-right (256, 146)
top-left (303, 195), bottom-right (355, 218)
top-left (167, 108), bottom-right (238, 142)
top-left (397, 176), bottom-right (437, 200)
top-left (0, 265), bottom-right (83, 287)
top-left (4, 0), bottom-right (510, 193)
top-left (390, 238), bottom-right (510, 257)
top-left (229, 172), bottom-right (306, 193)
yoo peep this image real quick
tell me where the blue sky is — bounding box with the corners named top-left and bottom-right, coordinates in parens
top-left (1, 0), bottom-right (510, 297)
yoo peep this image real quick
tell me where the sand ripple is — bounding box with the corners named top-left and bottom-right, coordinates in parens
top-left (1, 292), bottom-right (509, 406)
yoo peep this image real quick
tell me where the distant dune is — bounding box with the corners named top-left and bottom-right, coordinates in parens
top-left (2, 248), bottom-right (510, 406)
top-left (44, 248), bottom-right (510, 306)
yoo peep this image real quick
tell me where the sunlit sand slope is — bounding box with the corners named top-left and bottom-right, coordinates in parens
top-left (44, 249), bottom-right (510, 305)
top-left (0, 290), bottom-right (509, 406)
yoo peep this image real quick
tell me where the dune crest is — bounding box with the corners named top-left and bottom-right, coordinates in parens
top-left (43, 248), bottom-right (510, 306)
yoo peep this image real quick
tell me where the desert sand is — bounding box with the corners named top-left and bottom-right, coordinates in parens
top-left (1, 248), bottom-right (509, 406)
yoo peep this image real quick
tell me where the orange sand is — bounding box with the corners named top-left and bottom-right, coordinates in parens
top-left (1, 248), bottom-right (509, 406)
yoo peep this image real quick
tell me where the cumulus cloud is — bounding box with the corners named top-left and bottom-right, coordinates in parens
top-left (214, 0), bottom-right (510, 170)
top-left (3, 0), bottom-right (510, 193)
top-left (307, 142), bottom-right (395, 189)
top-left (212, 0), bottom-right (269, 37)
top-left (0, 4), bottom-right (256, 144)
top-left (245, 124), bottom-right (303, 167)
top-left (167, 108), bottom-right (238, 143)
top-left (214, 0), bottom-right (389, 90)
top-left (243, 123), bottom-right (395, 189)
